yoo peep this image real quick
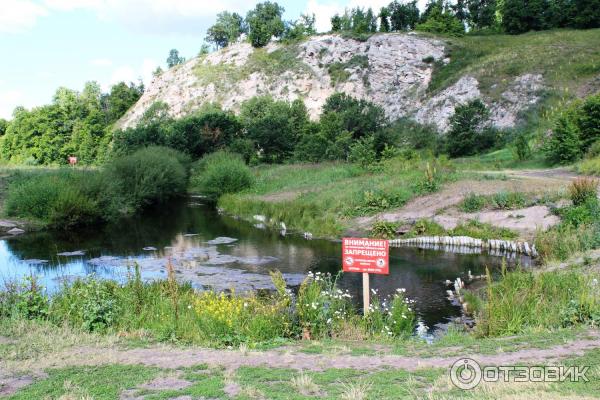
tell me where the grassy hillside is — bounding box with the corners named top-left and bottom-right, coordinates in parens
top-left (429, 29), bottom-right (600, 96)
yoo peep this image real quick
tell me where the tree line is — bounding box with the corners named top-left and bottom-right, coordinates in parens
top-left (200, 0), bottom-right (600, 54)
top-left (332, 0), bottom-right (600, 36)
top-left (0, 81), bottom-right (143, 165)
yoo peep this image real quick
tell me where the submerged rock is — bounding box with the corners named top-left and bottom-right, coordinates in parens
top-left (22, 259), bottom-right (49, 265)
top-left (207, 237), bottom-right (238, 245)
top-left (57, 250), bottom-right (85, 256)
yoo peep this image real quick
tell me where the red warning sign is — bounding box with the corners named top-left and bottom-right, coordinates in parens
top-left (342, 238), bottom-right (389, 275)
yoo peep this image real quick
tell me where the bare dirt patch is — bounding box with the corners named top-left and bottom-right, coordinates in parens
top-left (356, 169), bottom-right (577, 238)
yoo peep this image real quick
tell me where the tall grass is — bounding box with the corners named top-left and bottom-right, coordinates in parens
top-left (476, 267), bottom-right (600, 337)
top-left (576, 156), bottom-right (600, 176)
top-left (534, 179), bottom-right (600, 261)
top-left (1, 270), bottom-right (417, 347)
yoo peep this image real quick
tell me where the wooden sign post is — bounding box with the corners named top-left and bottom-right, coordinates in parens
top-left (342, 238), bottom-right (389, 315)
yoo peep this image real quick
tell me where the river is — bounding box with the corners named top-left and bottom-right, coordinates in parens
top-left (0, 198), bottom-right (532, 330)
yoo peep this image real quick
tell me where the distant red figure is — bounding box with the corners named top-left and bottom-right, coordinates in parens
top-left (68, 156), bottom-right (77, 166)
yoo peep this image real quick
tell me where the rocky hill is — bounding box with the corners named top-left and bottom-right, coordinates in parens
top-left (118, 30), bottom-right (600, 132)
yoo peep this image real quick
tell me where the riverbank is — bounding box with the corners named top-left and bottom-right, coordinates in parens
top-left (217, 155), bottom-right (581, 241)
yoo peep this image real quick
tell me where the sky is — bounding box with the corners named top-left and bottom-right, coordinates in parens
top-left (0, 0), bottom-right (418, 119)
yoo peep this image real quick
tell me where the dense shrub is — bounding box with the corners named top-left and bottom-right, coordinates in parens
top-left (416, 7), bottom-right (465, 35)
top-left (106, 146), bottom-right (189, 211)
top-left (446, 99), bottom-right (498, 157)
top-left (113, 107), bottom-right (243, 159)
top-left (240, 96), bottom-right (308, 163)
top-left (545, 94), bottom-right (600, 163)
top-left (5, 146), bottom-right (190, 228)
top-left (190, 151), bottom-right (254, 201)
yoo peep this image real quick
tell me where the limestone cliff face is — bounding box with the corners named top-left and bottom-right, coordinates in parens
top-left (118, 33), bottom-right (543, 132)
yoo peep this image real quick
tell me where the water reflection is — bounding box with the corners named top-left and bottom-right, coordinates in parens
top-left (0, 199), bottom-right (530, 328)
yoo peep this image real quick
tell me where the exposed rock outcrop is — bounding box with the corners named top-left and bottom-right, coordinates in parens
top-left (118, 33), bottom-right (544, 132)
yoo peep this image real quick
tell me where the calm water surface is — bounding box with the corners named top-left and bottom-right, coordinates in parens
top-left (0, 199), bottom-right (531, 329)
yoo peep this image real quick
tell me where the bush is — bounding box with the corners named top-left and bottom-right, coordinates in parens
top-left (106, 146), bottom-right (189, 211)
top-left (363, 289), bottom-right (416, 338)
top-left (371, 219), bottom-right (398, 239)
top-left (190, 151), bottom-right (254, 201)
top-left (460, 193), bottom-right (486, 212)
top-left (545, 94), bottom-right (600, 164)
top-left (491, 191), bottom-right (527, 209)
top-left (296, 272), bottom-right (354, 339)
top-left (348, 135), bottom-right (378, 169)
top-left (446, 100), bottom-right (497, 157)
top-left (569, 177), bottom-right (598, 206)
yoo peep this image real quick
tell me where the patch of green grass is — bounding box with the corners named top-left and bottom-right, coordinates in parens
top-left (576, 156), bottom-right (600, 176)
top-left (219, 157), bottom-right (455, 237)
top-left (402, 219), bottom-right (518, 240)
top-left (8, 365), bottom-right (160, 400)
top-left (143, 369), bottom-right (226, 400)
top-left (452, 219), bottom-right (518, 240)
top-left (453, 146), bottom-right (550, 170)
top-left (429, 29), bottom-right (600, 97)
top-left (327, 55), bottom-right (369, 86)
top-left (245, 45), bottom-right (311, 80)
top-left (459, 190), bottom-right (556, 213)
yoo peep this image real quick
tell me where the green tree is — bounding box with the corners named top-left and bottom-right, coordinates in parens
top-left (246, 2), bottom-right (285, 48)
top-left (205, 11), bottom-right (245, 49)
top-left (240, 96), bottom-right (308, 162)
top-left (416, 3), bottom-right (465, 35)
top-left (102, 81), bottom-right (143, 123)
top-left (501, 0), bottom-right (549, 34)
top-left (331, 14), bottom-right (343, 31)
top-left (446, 99), bottom-right (492, 157)
top-left (321, 93), bottom-right (387, 140)
top-left (571, 0), bottom-right (600, 29)
top-left (284, 13), bottom-right (316, 41)
top-left (467, 0), bottom-right (498, 29)
top-left (366, 8), bottom-right (378, 32)
top-left (379, 7), bottom-right (391, 31)
top-left (389, 0), bottom-right (420, 30)
top-left (166, 49), bottom-right (185, 68)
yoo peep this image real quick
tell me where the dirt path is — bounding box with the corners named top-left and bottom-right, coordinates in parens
top-left (3, 332), bottom-right (599, 377)
top-left (356, 168), bottom-right (586, 238)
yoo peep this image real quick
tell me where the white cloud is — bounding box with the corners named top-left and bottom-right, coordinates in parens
top-left (90, 58), bottom-right (113, 67)
top-left (0, 0), bottom-right (48, 33)
top-left (3, 0), bottom-right (259, 35)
